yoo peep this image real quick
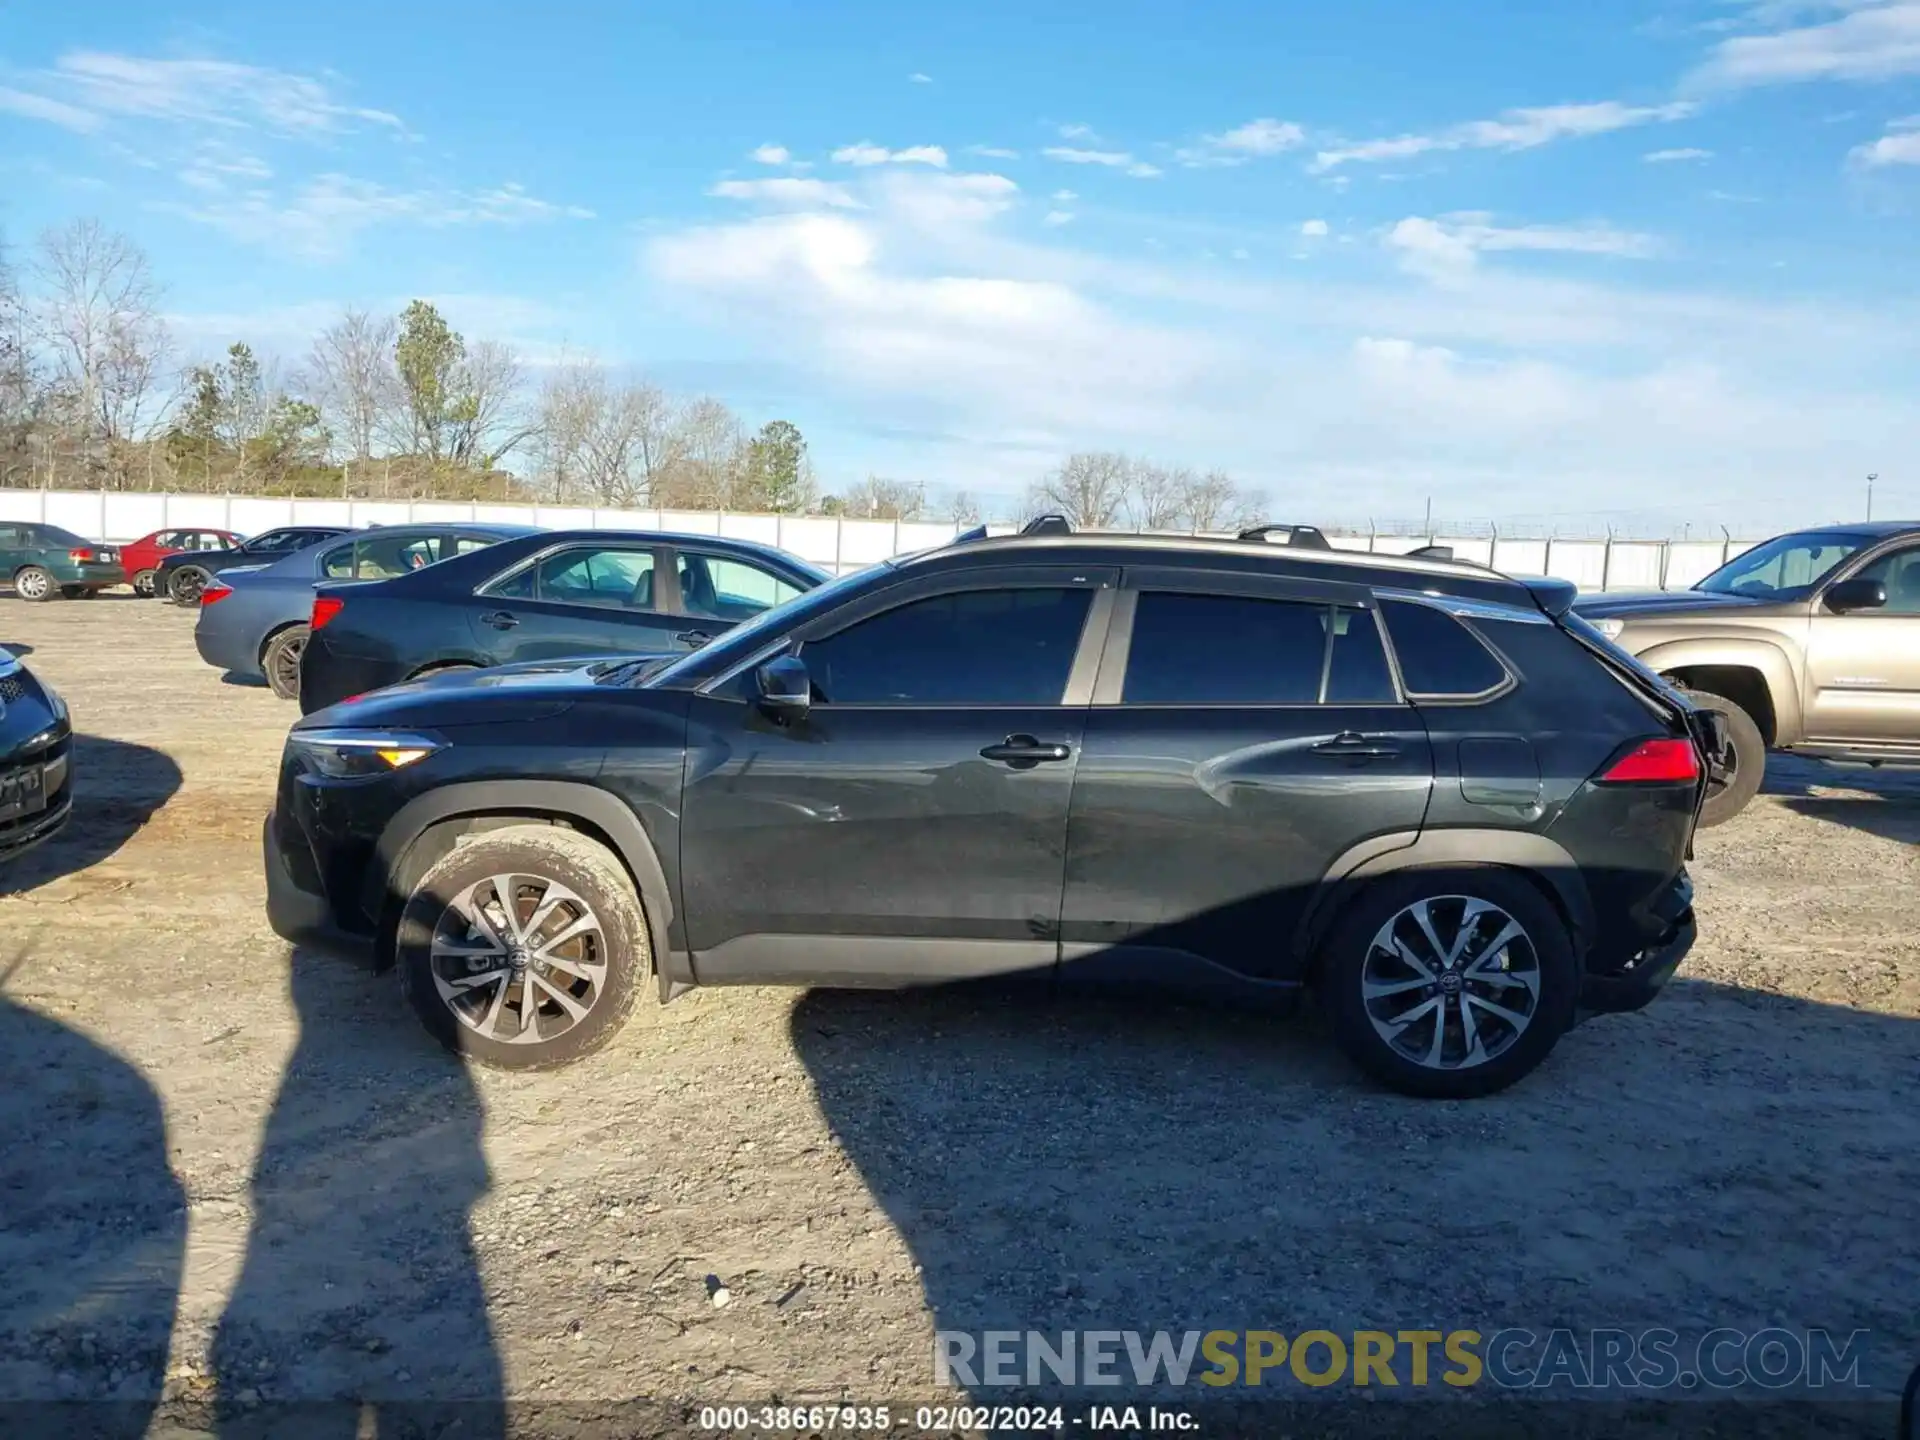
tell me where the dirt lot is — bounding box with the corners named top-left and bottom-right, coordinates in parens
top-left (2, 597), bottom-right (1917, 1438)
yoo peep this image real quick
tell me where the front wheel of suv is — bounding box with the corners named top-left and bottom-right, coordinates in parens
top-left (396, 825), bottom-right (648, 1069)
top-left (1677, 688), bottom-right (1765, 829)
top-left (1319, 868), bottom-right (1578, 1099)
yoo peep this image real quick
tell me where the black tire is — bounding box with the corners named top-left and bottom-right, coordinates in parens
top-left (396, 825), bottom-right (648, 1070)
top-left (168, 566), bottom-right (211, 605)
top-left (1678, 688), bottom-right (1765, 828)
top-left (262, 625), bottom-right (310, 701)
top-left (131, 569), bottom-right (157, 598)
top-left (1318, 867), bottom-right (1579, 1099)
top-left (14, 566), bottom-right (56, 602)
top-left (60, 585), bottom-right (85, 600)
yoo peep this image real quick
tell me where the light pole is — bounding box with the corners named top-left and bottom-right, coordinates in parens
top-left (1867, 473), bottom-right (1876, 521)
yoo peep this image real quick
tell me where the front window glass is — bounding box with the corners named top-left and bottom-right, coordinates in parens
top-left (1696, 532), bottom-right (1872, 597)
top-left (1846, 545), bottom-right (1920, 615)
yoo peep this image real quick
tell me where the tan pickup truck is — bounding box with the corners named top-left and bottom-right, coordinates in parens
top-left (1572, 521), bottom-right (1920, 826)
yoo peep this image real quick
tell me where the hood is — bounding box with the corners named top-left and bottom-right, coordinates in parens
top-left (294, 652), bottom-right (671, 730)
top-left (1572, 589), bottom-right (1774, 621)
top-left (0, 657), bottom-right (66, 759)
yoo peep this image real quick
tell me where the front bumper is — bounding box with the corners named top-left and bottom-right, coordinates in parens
top-left (195, 620), bottom-right (260, 678)
top-left (0, 789), bottom-right (72, 862)
top-left (1578, 871), bottom-right (1696, 1015)
top-left (262, 813), bottom-right (367, 953)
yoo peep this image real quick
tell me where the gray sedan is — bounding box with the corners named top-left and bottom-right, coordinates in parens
top-left (193, 523), bottom-right (537, 699)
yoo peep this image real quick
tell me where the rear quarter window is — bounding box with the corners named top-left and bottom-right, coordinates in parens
top-left (1379, 599), bottom-right (1509, 698)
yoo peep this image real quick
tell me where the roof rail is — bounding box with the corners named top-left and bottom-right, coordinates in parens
top-left (1236, 523), bottom-right (1332, 551)
top-left (1022, 513), bottom-right (1073, 536)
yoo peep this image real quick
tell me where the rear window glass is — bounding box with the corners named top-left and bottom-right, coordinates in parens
top-left (1379, 599), bottom-right (1508, 697)
top-left (1125, 594), bottom-right (1396, 705)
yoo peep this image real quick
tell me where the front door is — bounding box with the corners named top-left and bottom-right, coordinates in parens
top-left (678, 569), bottom-right (1115, 986)
top-left (1060, 573), bottom-right (1435, 990)
top-left (1804, 540), bottom-right (1920, 747)
top-left (472, 542), bottom-right (681, 663)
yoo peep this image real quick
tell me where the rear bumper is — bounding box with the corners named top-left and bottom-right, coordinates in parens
top-left (1578, 871), bottom-right (1696, 1016)
top-left (262, 813), bottom-right (368, 954)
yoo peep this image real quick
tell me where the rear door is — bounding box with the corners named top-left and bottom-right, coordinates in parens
top-left (1059, 568), bottom-right (1434, 990)
top-left (1803, 538), bottom-right (1920, 747)
top-left (471, 541), bottom-right (680, 663)
top-left (0, 525), bottom-right (22, 575)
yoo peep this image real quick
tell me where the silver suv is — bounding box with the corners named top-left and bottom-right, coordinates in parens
top-left (1574, 521), bottom-right (1920, 825)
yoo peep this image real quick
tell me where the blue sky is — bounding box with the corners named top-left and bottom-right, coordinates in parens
top-left (2, 0), bottom-right (1918, 531)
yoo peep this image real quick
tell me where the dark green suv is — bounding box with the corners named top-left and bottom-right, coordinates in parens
top-left (0, 523), bottom-right (124, 601)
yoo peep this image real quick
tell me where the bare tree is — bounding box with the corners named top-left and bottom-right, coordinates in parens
top-left (306, 308), bottom-right (397, 462)
top-left (948, 489), bottom-right (982, 526)
top-left (653, 396), bottom-right (745, 509)
top-left (32, 219), bottom-right (172, 476)
top-left (531, 359), bottom-right (683, 506)
top-left (1179, 469), bottom-right (1243, 532)
top-left (1026, 451), bottom-right (1129, 528)
top-left (448, 339), bottom-right (532, 468)
top-left (1125, 461), bottom-right (1188, 531)
top-left (835, 475), bottom-right (926, 520)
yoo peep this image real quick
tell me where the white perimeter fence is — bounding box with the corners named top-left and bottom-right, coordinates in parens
top-left (0, 489), bottom-right (1761, 593)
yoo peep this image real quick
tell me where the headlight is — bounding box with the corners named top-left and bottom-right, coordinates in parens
top-left (1591, 618), bottom-right (1626, 640)
top-left (288, 728), bottom-right (445, 779)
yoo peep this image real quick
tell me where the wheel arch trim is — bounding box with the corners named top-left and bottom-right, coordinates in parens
top-left (1293, 827), bottom-right (1595, 967)
top-left (367, 780), bottom-right (673, 973)
top-left (1633, 637), bottom-right (1800, 744)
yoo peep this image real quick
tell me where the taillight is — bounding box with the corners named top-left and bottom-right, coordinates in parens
top-left (311, 596), bottom-right (344, 630)
top-left (1597, 738), bottom-right (1700, 785)
top-left (200, 580), bottom-right (232, 606)
top-left (69, 548), bottom-right (94, 563)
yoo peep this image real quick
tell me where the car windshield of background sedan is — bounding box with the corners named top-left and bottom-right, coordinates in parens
top-left (1695, 531), bottom-right (1874, 598)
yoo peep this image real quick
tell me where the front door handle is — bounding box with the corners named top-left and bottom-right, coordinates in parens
top-left (979, 734), bottom-right (1073, 767)
top-left (1312, 731), bottom-right (1400, 760)
top-left (676, 629), bottom-right (713, 647)
top-left (480, 610), bottom-right (519, 630)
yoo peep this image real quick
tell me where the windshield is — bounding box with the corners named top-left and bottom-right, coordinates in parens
top-left (1695, 531), bottom-right (1873, 597)
top-left (639, 563), bottom-right (890, 688)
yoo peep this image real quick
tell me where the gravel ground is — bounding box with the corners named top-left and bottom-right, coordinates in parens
top-left (1, 598), bottom-right (1917, 1440)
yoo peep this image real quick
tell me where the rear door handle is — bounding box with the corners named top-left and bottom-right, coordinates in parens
top-left (979, 734), bottom-right (1073, 767)
top-left (480, 610), bottom-right (519, 630)
top-left (676, 629), bottom-right (713, 647)
top-left (1312, 731), bottom-right (1400, 760)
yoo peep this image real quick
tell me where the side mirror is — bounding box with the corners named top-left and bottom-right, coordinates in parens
top-left (1825, 577), bottom-right (1888, 614)
top-left (754, 653), bottom-right (812, 721)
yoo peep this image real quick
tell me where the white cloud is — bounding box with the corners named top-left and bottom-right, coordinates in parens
top-left (159, 174), bottom-right (591, 259)
top-left (969, 145), bottom-right (1021, 159)
top-left (1851, 114), bottom-right (1920, 163)
top-left (832, 142), bottom-right (949, 167)
top-left (1645, 147), bottom-right (1715, 161)
top-left (750, 143), bottom-right (791, 165)
top-left (1058, 123), bottom-right (1099, 141)
top-left (871, 171), bottom-right (1020, 228)
top-left (1178, 116), bottom-right (1307, 166)
top-left (1043, 146), bottom-right (1162, 177)
top-left (1043, 210), bottom-right (1075, 227)
top-left (1300, 218), bottom-right (1330, 237)
top-left (1052, 189), bottom-right (1078, 201)
top-left (5, 50), bottom-right (408, 138)
top-left (909, 72), bottom-right (933, 84)
top-left (1386, 213), bottom-right (1660, 281)
top-left (1312, 100), bottom-right (1697, 171)
top-left (1690, 2), bottom-right (1920, 87)
top-left (710, 177), bottom-right (862, 208)
top-left (0, 84), bottom-right (101, 131)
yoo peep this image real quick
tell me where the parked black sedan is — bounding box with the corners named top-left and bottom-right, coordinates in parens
top-left (297, 529), bottom-right (832, 713)
top-left (157, 525), bottom-right (351, 604)
top-left (1, 648), bottom-right (72, 861)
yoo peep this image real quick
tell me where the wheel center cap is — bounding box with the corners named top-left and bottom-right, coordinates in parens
top-left (508, 945), bottom-right (532, 973)
top-left (1438, 971), bottom-right (1463, 996)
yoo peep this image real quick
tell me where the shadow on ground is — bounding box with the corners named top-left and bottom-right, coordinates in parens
top-left (791, 976), bottom-right (1920, 1436)
top-left (0, 952), bottom-right (185, 1440)
top-left (207, 945), bottom-right (503, 1439)
top-left (0, 736), bottom-right (181, 896)
top-left (1763, 755), bottom-right (1920, 846)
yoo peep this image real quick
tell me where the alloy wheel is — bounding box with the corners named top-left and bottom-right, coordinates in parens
top-left (1361, 896), bottom-right (1541, 1071)
top-left (270, 633), bottom-right (305, 696)
top-left (171, 568), bottom-right (207, 604)
top-left (428, 872), bottom-right (609, 1045)
top-left (15, 568), bottom-right (50, 600)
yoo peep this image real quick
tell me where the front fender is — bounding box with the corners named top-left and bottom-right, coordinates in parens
top-left (1631, 636), bottom-right (1803, 742)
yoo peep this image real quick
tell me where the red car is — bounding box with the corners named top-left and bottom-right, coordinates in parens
top-left (119, 528), bottom-right (243, 597)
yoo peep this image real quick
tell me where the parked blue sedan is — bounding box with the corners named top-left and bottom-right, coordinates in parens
top-left (193, 523), bottom-right (537, 699)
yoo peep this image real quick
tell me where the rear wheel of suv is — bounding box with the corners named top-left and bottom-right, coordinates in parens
top-left (1319, 868), bottom-right (1578, 1099)
top-left (168, 565), bottom-right (211, 604)
top-left (1678, 688), bottom-right (1764, 829)
top-left (396, 825), bottom-right (648, 1069)
top-left (262, 624), bottom-right (309, 701)
top-left (14, 566), bottom-right (55, 602)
